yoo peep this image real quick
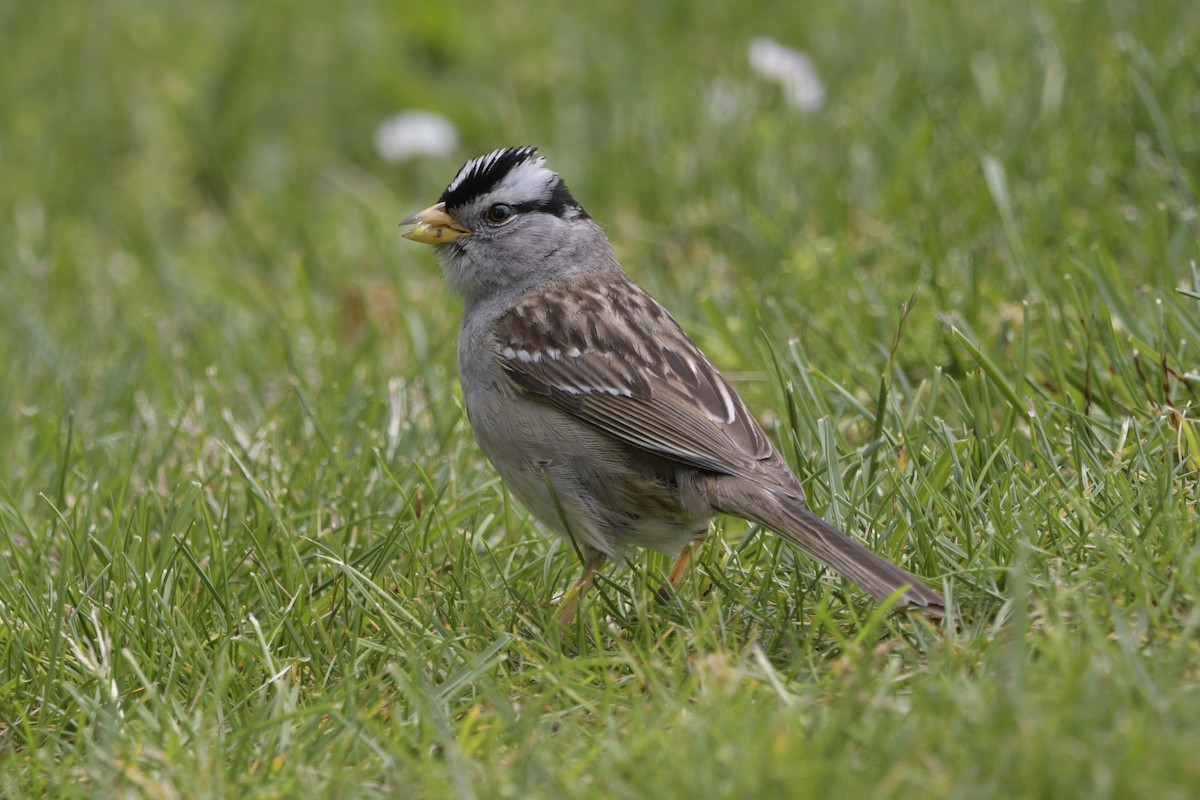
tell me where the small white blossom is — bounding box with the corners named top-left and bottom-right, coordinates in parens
top-left (374, 111), bottom-right (458, 163)
top-left (748, 37), bottom-right (825, 111)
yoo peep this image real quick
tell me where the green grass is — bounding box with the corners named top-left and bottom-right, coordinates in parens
top-left (2, 0), bottom-right (1200, 796)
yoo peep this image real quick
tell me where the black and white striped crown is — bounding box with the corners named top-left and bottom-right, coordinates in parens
top-left (439, 147), bottom-right (588, 219)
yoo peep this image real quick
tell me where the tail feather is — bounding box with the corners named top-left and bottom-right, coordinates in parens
top-left (712, 480), bottom-right (945, 615)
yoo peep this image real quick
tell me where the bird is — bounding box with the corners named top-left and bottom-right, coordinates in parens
top-left (400, 146), bottom-right (945, 623)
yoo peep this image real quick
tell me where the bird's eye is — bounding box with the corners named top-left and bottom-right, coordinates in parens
top-left (485, 203), bottom-right (516, 225)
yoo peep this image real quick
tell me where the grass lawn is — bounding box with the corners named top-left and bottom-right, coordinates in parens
top-left (3, 0), bottom-right (1200, 797)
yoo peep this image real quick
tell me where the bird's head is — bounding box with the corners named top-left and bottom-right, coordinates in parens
top-left (401, 147), bottom-right (605, 305)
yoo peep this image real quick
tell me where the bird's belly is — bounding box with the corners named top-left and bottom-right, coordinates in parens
top-left (464, 383), bottom-right (710, 558)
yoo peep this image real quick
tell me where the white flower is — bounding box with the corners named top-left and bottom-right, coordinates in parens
top-left (748, 37), bottom-right (825, 112)
top-left (374, 111), bottom-right (458, 163)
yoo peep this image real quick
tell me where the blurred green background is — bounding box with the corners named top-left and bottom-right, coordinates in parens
top-left (3, 1), bottom-right (1200, 797)
top-left (4, 1), bottom-right (1197, 406)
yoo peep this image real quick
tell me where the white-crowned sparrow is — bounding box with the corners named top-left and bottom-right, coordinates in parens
top-left (401, 146), bottom-right (944, 620)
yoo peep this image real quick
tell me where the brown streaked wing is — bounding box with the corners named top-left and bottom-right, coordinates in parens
top-left (492, 277), bottom-right (778, 481)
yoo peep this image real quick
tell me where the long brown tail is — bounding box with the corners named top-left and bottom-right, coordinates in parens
top-left (711, 479), bottom-right (945, 615)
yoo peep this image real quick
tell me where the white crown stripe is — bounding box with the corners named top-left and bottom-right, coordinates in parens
top-left (447, 148), bottom-right (506, 193)
top-left (495, 158), bottom-right (555, 204)
top-left (445, 146), bottom-right (539, 194)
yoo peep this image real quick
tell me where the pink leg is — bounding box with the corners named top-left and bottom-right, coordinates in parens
top-left (667, 544), bottom-right (695, 588)
top-left (559, 550), bottom-right (607, 625)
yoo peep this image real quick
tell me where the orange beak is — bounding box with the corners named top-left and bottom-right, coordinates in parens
top-left (400, 202), bottom-right (472, 245)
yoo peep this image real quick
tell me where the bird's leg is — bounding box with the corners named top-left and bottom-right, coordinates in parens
top-left (558, 550), bottom-right (607, 625)
top-left (668, 544), bottom-right (695, 587)
top-left (655, 543), bottom-right (695, 603)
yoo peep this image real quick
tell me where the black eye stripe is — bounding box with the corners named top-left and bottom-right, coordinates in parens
top-left (506, 182), bottom-right (590, 219)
